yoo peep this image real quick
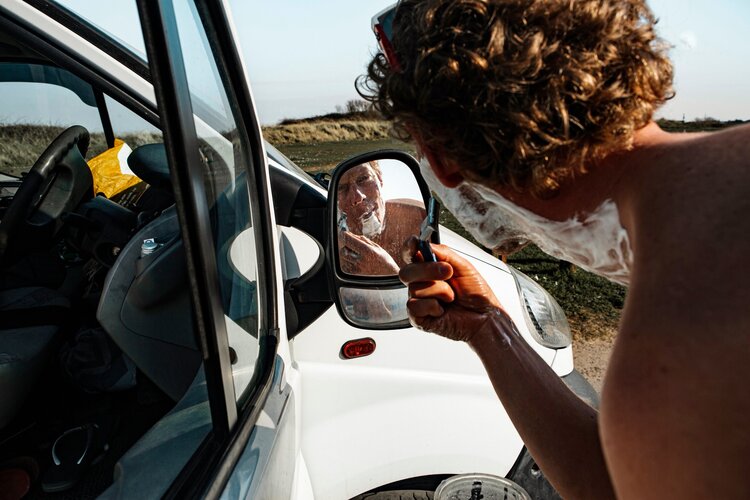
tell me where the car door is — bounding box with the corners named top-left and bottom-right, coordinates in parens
top-left (134, 0), bottom-right (300, 497)
top-left (0, 0), bottom-right (301, 496)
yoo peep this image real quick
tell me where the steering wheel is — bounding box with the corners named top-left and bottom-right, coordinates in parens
top-left (0, 125), bottom-right (90, 263)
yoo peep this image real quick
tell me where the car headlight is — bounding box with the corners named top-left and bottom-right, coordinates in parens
top-left (510, 267), bottom-right (572, 349)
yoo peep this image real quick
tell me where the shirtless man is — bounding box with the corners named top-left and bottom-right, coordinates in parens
top-left (337, 160), bottom-right (425, 276)
top-left (363, 1), bottom-right (750, 498)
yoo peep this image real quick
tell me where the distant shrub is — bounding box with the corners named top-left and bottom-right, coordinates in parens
top-left (656, 117), bottom-right (747, 133)
top-left (263, 120), bottom-right (390, 145)
top-left (278, 108), bottom-right (382, 126)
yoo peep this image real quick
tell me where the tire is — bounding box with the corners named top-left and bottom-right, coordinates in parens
top-left (351, 490), bottom-right (434, 500)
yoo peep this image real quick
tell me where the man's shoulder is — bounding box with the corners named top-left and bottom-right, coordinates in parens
top-left (626, 127), bottom-right (750, 286)
top-left (386, 198), bottom-right (427, 210)
top-left (385, 199), bottom-right (427, 220)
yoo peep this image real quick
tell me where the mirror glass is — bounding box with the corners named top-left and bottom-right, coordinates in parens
top-left (339, 287), bottom-right (409, 327)
top-left (335, 159), bottom-right (426, 277)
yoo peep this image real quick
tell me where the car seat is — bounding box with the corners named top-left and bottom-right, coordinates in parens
top-left (0, 286), bottom-right (70, 429)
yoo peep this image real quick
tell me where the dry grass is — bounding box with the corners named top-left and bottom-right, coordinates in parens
top-left (0, 124), bottom-right (162, 177)
top-left (262, 120), bottom-right (391, 145)
top-left (568, 310), bottom-right (620, 342)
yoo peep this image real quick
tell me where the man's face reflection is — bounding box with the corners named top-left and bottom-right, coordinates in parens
top-left (337, 162), bottom-right (386, 238)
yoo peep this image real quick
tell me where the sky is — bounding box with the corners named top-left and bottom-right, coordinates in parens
top-left (230, 0), bottom-right (750, 125)
top-left (18, 1), bottom-right (750, 126)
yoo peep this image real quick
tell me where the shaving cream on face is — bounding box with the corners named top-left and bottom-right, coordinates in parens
top-left (361, 211), bottom-right (384, 239)
top-left (419, 158), bottom-right (633, 285)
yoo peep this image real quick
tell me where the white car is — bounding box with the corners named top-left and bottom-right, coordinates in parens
top-left (0, 1), bottom-right (596, 498)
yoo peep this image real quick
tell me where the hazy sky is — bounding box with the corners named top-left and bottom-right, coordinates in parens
top-left (31, 0), bottom-right (750, 126)
top-left (231, 0), bottom-right (750, 124)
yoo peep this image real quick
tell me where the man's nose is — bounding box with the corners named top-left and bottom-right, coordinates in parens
top-left (347, 184), bottom-right (366, 204)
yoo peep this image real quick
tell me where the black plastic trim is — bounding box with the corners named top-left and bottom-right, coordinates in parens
top-left (94, 89), bottom-right (115, 148)
top-left (561, 368), bottom-right (600, 409)
top-left (506, 446), bottom-right (563, 500)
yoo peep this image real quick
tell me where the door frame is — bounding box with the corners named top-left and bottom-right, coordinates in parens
top-left (136, 0), bottom-right (281, 497)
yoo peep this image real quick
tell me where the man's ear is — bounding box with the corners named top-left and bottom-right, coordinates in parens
top-left (421, 145), bottom-right (464, 188)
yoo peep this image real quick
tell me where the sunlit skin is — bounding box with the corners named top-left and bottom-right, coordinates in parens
top-left (401, 121), bottom-right (750, 499)
top-left (337, 163), bottom-right (398, 275)
top-left (337, 163), bottom-right (387, 236)
top-left (337, 162), bottom-right (427, 276)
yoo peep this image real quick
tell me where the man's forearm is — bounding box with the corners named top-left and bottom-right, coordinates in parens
top-left (469, 310), bottom-right (615, 500)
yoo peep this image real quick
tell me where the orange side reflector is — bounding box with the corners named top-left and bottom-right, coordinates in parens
top-left (341, 338), bottom-right (376, 359)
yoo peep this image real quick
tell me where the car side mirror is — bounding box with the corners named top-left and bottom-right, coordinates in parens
top-left (327, 150), bottom-right (439, 329)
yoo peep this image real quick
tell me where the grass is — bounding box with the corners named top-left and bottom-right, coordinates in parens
top-left (656, 117), bottom-right (747, 132)
top-left (275, 138), bottom-right (416, 173)
top-left (0, 124), bottom-right (162, 177)
top-left (262, 120), bottom-right (391, 146)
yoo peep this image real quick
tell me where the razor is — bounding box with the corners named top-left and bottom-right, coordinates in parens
top-left (418, 197), bottom-right (439, 263)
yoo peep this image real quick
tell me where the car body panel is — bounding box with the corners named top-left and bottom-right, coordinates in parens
top-left (290, 228), bottom-right (558, 498)
top-left (221, 358), bottom-right (298, 500)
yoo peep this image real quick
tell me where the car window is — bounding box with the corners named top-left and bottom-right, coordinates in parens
top-left (0, 63), bottom-right (105, 177)
top-left (51, 0), bottom-right (147, 62)
top-left (105, 94), bottom-right (162, 147)
top-left (265, 141), bottom-right (315, 182)
top-left (0, 62), bottom-right (163, 180)
top-left (172, 0), bottom-right (263, 403)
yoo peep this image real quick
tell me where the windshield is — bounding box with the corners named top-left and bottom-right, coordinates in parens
top-left (264, 142), bottom-right (315, 181)
top-left (46, 1), bottom-right (242, 139)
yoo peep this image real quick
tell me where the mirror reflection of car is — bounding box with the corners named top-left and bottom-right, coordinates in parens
top-left (336, 159), bottom-right (425, 277)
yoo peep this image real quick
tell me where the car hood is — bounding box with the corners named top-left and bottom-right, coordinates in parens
top-left (439, 226), bottom-right (510, 274)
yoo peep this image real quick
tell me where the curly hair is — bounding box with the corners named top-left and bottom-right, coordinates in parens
top-left (359, 0), bottom-right (674, 197)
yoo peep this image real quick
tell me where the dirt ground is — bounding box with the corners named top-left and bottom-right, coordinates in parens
top-left (569, 316), bottom-right (618, 394)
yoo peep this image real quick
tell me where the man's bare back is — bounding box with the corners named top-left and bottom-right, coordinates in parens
top-left (600, 123), bottom-right (750, 498)
top-left (399, 122), bottom-right (750, 499)
top-left (364, 0), bottom-right (749, 495)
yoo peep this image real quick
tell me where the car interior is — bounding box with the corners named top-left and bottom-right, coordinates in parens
top-left (0, 24), bottom-right (331, 497)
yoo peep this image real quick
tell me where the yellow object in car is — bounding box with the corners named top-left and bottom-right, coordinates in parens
top-left (87, 139), bottom-right (142, 198)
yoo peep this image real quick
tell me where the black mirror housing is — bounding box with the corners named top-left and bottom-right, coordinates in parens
top-left (326, 150), bottom-right (439, 329)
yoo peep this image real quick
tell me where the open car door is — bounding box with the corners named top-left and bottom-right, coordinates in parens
top-left (136, 0), bottom-right (301, 497)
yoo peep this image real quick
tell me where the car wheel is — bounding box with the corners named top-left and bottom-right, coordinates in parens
top-left (351, 490), bottom-right (433, 500)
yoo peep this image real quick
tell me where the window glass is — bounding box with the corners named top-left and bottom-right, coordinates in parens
top-left (0, 62), bottom-right (163, 181)
top-left (105, 95), bottom-right (162, 148)
top-left (0, 63), bottom-right (105, 177)
top-left (51, 0), bottom-right (147, 61)
top-left (173, 0), bottom-right (262, 403)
